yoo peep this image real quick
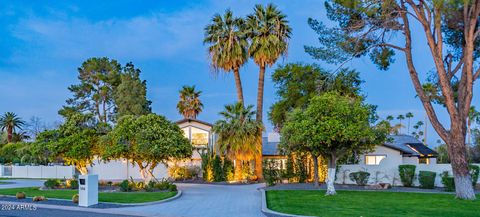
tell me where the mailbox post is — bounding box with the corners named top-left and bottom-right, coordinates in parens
top-left (78, 174), bottom-right (98, 207)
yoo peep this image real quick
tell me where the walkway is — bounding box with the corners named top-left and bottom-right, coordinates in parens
top-left (111, 183), bottom-right (266, 217)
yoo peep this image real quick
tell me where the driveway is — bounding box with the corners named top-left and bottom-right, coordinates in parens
top-left (0, 179), bottom-right (44, 189)
top-left (111, 183), bottom-right (266, 217)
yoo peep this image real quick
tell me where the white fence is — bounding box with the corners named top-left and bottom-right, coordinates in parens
top-left (336, 163), bottom-right (480, 187)
top-left (0, 165), bottom-right (75, 179)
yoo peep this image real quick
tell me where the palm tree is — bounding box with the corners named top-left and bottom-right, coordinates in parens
top-left (204, 9), bottom-right (248, 103)
top-left (405, 112), bottom-right (414, 134)
top-left (213, 102), bottom-right (263, 181)
top-left (396, 114), bottom-right (405, 134)
top-left (246, 3), bottom-right (291, 179)
top-left (176, 85), bottom-right (204, 119)
top-left (0, 112), bottom-right (25, 143)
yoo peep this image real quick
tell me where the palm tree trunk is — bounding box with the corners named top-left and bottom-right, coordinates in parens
top-left (7, 127), bottom-right (12, 143)
top-left (233, 67), bottom-right (244, 104)
top-left (234, 159), bottom-right (243, 181)
top-left (255, 65), bottom-right (266, 181)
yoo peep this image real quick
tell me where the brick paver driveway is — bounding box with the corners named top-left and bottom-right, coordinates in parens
top-left (112, 183), bottom-right (266, 217)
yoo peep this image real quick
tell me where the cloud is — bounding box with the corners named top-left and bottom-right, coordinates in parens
top-left (11, 9), bottom-right (209, 62)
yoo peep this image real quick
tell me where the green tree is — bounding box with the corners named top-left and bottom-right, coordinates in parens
top-left (306, 0), bottom-right (480, 199)
top-left (114, 62), bottom-right (151, 119)
top-left (204, 9), bottom-right (248, 103)
top-left (0, 112), bottom-right (25, 143)
top-left (281, 92), bottom-right (384, 194)
top-left (176, 85), bottom-right (203, 119)
top-left (103, 114), bottom-right (192, 183)
top-left (269, 63), bottom-right (363, 131)
top-left (406, 112), bottom-right (414, 134)
top-left (60, 57), bottom-right (121, 123)
top-left (36, 113), bottom-right (100, 174)
top-left (246, 3), bottom-right (291, 180)
top-left (213, 102), bottom-right (263, 181)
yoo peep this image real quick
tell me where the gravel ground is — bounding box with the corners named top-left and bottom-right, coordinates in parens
top-left (0, 196), bottom-right (131, 209)
top-left (265, 183), bottom-right (480, 194)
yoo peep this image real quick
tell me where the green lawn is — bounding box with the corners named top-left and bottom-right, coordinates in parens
top-left (0, 187), bottom-right (177, 203)
top-left (266, 190), bottom-right (480, 217)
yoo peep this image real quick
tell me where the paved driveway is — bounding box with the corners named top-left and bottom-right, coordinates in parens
top-left (0, 179), bottom-right (44, 189)
top-left (112, 183), bottom-right (266, 217)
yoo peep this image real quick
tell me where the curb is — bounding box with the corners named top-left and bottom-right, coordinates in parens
top-left (105, 190), bottom-right (182, 206)
top-left (0, 190), bottom-right (181, 206)
top-left (260, 189), bottom-right (316, 217)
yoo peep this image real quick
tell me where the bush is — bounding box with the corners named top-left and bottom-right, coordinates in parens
top-left (469, 164), bottom-right (479, 186)
top-left (349, 171), bottom-right (370, 186)
top-left (441, 171), bottom-right (455, 192)
top-left (398, 165), bottom-right (416, 187)
top-left (119, 180), bottom-right (131, 192)
top-left (418, 171), bottom-right (436, 189)
top-left (169, 165), bottom-right (198, 181)
top-left (44, 179), bottom-right (61, 189)
top-left (72, 194), bottom-right (79, 203)
top-left (212, 155), bottom-right (224, 182)
top-left (69, 179), bottom-right (79, 189)
top-left (263, 159), bottom-right (281, 186)
top-left (168, 184), bottom-right (177, 192)
top-left (223, 159), bottom-right (234, 182)
top-left (145, 181), bottom-right (156, 192)
top-left (16, 192), bottom-right (26, 199)
top-left (32, 196), bottom-right (46, 202)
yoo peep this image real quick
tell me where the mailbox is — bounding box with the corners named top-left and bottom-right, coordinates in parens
top-left (78, 174), bottom-right (98, 207)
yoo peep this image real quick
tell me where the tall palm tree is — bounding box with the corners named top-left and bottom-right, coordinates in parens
top-left (405, 112), bottom-right (414, 134)
top-left (0, 112), bottom-right (25, 143)
top-left (213, 102), bottom-right (263, 181)
top-left (204, 9), bottom-right (248, 103)
top-left (246, 3), bottom-right (291, 179)
top-left (396, 114), bottom-right (405, 134)
top-left (176, 85), bottom-right (204, 119)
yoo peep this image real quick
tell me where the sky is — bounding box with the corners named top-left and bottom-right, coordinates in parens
top-left (0, 0), bottom-right (478, 146)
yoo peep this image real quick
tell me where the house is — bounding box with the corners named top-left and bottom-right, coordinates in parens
top-left (176, 118), bottom-right (216, 164)
top-left (360, 135), bottom-right (438, 166)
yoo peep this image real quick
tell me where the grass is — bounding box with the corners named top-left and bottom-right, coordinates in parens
top-left (266, 190), bottom-right (480, 217)
top-left (0, 187), bottom-right (177, 203)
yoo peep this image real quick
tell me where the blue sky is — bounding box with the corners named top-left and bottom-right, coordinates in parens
top-left (0, 0), bottom-right (478, 146)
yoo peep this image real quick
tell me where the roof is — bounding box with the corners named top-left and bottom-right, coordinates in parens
top-left (383, 135), bottom-right (437, 157)
top-left (262, 137), bottom-right (281, 156)
top-left (175, 118), bottom-right (213, 127)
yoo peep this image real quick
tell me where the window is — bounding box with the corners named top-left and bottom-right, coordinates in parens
top-left (190, 127), bottom-right (209, 146)
top-left (419, 157), bottom-right (430, 164)
top-left (365, 155), bottom-right (386, 165)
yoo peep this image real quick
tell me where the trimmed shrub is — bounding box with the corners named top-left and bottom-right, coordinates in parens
top-left (72, 194), bottom-right (79, 203)
top-left (212, 155), bottom-right (224, 182)
top-left (349, 171), bottom-right (370, 186)
top-left (398, 165), bottom-right (416, 187)
top-left (223, 159), bottom-right (234, 182)
top-left (145, 181), bottom-right (156, 192)
top-left (16, 192), bottom-right (26, 199)
top-left (469, 164), bottom-right (479, 186)
top-left (32, 196), bottom-right (46, 202)
top-left (119, 180), bottom-right (131, 192)
top-left (44, 179), bottom-right (61, 189)
top-left (441, 171), bottom-right (455, 192)
top-left (418, 171), bottom-right (436, 189)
